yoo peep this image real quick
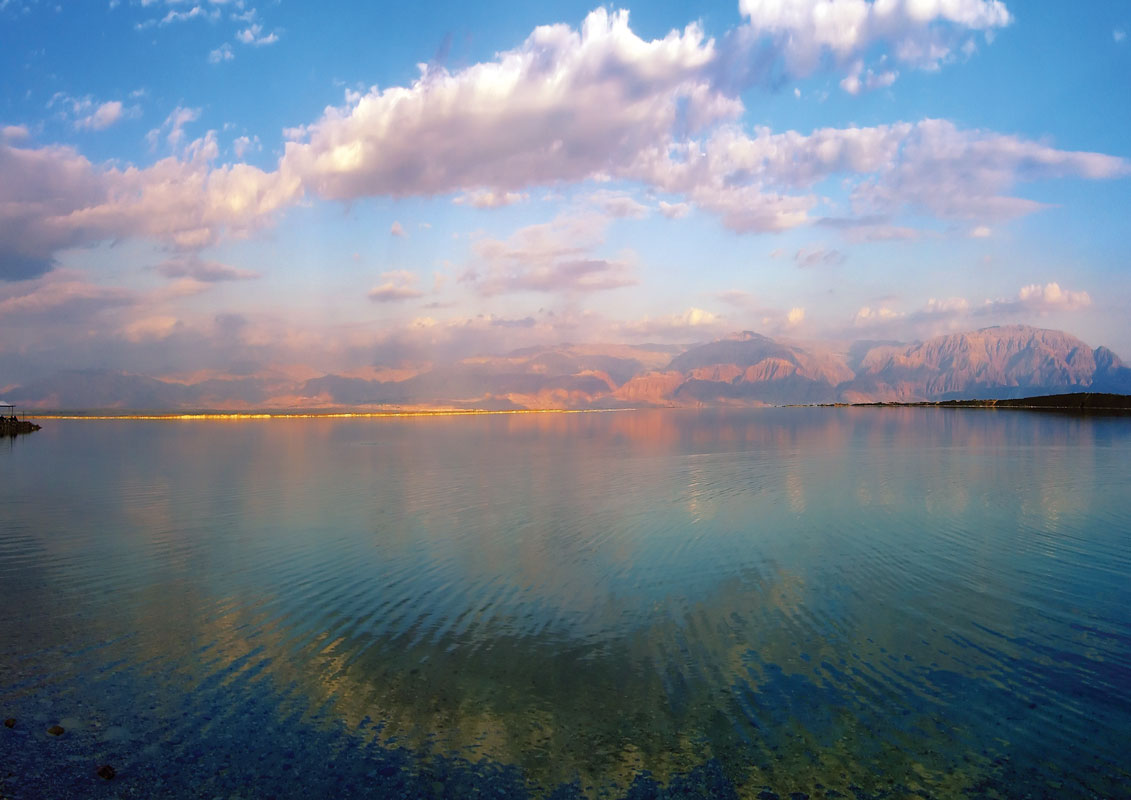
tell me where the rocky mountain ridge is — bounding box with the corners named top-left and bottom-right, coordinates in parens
top-left (6, 325), bottom-right (1130, 410)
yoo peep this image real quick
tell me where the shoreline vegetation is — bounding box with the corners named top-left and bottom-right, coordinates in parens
top-left (811, 392), bottom-right (1131, 412)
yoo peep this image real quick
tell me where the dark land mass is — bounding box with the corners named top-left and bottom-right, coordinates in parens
top-left (822, 392), bottom-right (1131, 413)
top-left (0, 416), bottom-right (40, 436)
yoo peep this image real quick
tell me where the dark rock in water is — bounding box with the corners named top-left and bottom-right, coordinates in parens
top-left (47, 725), bottom-right (64, 736)
top-left (3, 718), bottom-right (15, 728)
top-left (0, 417), bottom-right (40, 436)
top-left (96, 764), bottom-right (116, 780)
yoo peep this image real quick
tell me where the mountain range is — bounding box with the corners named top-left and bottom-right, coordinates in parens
top-left (4, 325), bottom-right (1130, 411)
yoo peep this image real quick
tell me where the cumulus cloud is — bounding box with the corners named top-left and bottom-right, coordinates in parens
top-left (453, 189), bottom-right (528, 208)
top-left (209, 43), bottom-right (234, 63)
top-left (279, 9), bottom-right (737, 201)
top-left (730, 0), bottom-right (1010, 92)
top-left (839, 59), bottom-right (898, 95)
top-left (369, 270), bottom-right (424, 302)
top-left (389, 220), bottom-right (407, 237)
top-left (1011, 281), bottom-right (1091, 312)
top-left (236, 23), bottom-right (278, 46)
top-left (786, 306), bottom-right (805, 325)
top-left (618, 306), bottom-right (726, 339)
top-left (641, 118), bottom-right (1121, 232)
top-left (49, 93), bottom-right (138, 132)
top-left (658, 200), bottom-right (690, 218)
top-left (161, 5), bottom-right (218, 25)
top-left (855, 281), bottom-right (1092, 338)
top-left (1115, 29), bottom-right (1126, 43)
top-left (146, 106), bottom-right (201, 150)
top-left (1, 124), bottom-right (29, 142)
top-left (851, 119), bottom-right (1129, 220)
top-left (232, 135), bottom-right (260, 158)
top-left (3, 4), bottom-right (1128, 296)
top-left (464, 213), bottom-right (636, 296)
top-left (853, 305), bottom-right (903, 325)
top-left (76, 101), bottom-right (125, 131)
top-left (0, 137), bottom-right (300, 280)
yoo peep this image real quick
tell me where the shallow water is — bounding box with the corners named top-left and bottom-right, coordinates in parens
top-left (1, 408), bottom-right (1129, 798)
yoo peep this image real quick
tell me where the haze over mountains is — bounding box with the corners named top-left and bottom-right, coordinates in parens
top-left (5, 325), bottom-right (1130, 411)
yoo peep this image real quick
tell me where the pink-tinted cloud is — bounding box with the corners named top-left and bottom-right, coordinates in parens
top-left (734, 0), bottom-right (1010, 91)
top-left (369, 270), bottom-right (424, 302)
top-left (0, 136), bottom-right (299, 280)
top-left (280, 9), bottom-right (738, 200)
top-left (153, 256), bottom-right (260, 282)
top-left (463, 213), bottom-right (637, 296)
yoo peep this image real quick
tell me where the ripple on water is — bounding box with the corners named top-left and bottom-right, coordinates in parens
top-left (1, 410), bottom-right (1130, 798)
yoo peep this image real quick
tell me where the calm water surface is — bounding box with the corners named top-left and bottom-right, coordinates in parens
top-left (1, 409), bottom-right (1129, 798)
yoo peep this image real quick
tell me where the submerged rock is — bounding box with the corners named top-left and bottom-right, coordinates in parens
top-left (47, 725), bottom-right (64, 736)
top-left (3, 717), bottom-right (15, 728)
top-left (96, 764), bottom-right (116, 780)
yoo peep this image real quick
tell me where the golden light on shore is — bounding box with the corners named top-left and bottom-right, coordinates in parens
top-left (24, 408), bottom-right (635, 421)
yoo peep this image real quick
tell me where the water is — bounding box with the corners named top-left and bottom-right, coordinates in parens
top-left (1, 408), bottom-right (1129, 798)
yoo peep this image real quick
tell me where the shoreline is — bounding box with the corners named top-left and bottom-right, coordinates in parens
top-left (21, 407), bottom-right (636, 421)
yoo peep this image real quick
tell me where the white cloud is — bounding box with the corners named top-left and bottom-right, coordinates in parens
top-left (658, 200), bottom-right (690, 218)
top-left (616, 306), bottom-right (727, 340)
top-left (208, 43), bottom-right (234, 63)
top-left (970, 225), bottom-right (991, 238)
top-left (0, 137), bottom-right (300, 280)
top-left (146, 105), bottom-right (201, 151)
top-left (369, 270), bottom-right (423, 302)
top-left (587, 189), bottom-right (649, 218)
top-left (736, 0), bottom-right (1011, 90)
top-left (1015, 281), bottom-right (1090, 311)
top-left (160, 5), bottom-right (219, 25)
top-left (389, 220), bottom-right (406, 237)
top-left (280, 9), bottom-right (737, 201)
top-left (49, 93), bottom-right (137, 132)
top-left (1, 124), bottom-right (30, 142)
top-left (854, 305), bottom-right (903, 324)
top-left (453, 189), bottom-right (528, 208)
top-left (786, 306), bottom-right (805, 326)
top-left (1115, 29), bottom-right (1126, 43)
top-left (236, 23), bottom-right (278, 46)
top-left (925, 296), bottom-right (970, 314)
top-left (76, 100), bottom-right (124, 131)
top-left (463, 213), bottom-right (636, 296)
top-left (839, 59), bottom-right (898, 95)
top-left (232, 135), bottom-right (260, 158)
top-left (850, 119), bottom-right (1129, 221)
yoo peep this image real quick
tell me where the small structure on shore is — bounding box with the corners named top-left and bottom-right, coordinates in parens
top-left (0, 400), bottom-right (40, 436)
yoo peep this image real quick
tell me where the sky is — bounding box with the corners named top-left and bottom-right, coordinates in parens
top-left (1, 0), bottom-right (1130, 386)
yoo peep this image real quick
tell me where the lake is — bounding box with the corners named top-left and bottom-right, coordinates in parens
top-left (1, 408), bottom-right (1129, 798)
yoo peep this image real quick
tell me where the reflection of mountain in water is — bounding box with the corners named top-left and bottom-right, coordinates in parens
top-left (8, 324), bottom-right (1131, 410)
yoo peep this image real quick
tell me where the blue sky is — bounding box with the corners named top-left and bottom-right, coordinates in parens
top-left (1, 0), bottom-right (1129, 385)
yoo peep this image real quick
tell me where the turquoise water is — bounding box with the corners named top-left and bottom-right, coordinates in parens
top-left (1, 409), bottom-right (1129, 798)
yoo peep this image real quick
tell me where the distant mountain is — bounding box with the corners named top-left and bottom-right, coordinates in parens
top-left (5, 325), bottom-right (1129, 410)
top-left (842, 325), bottom-right (1131, 401)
